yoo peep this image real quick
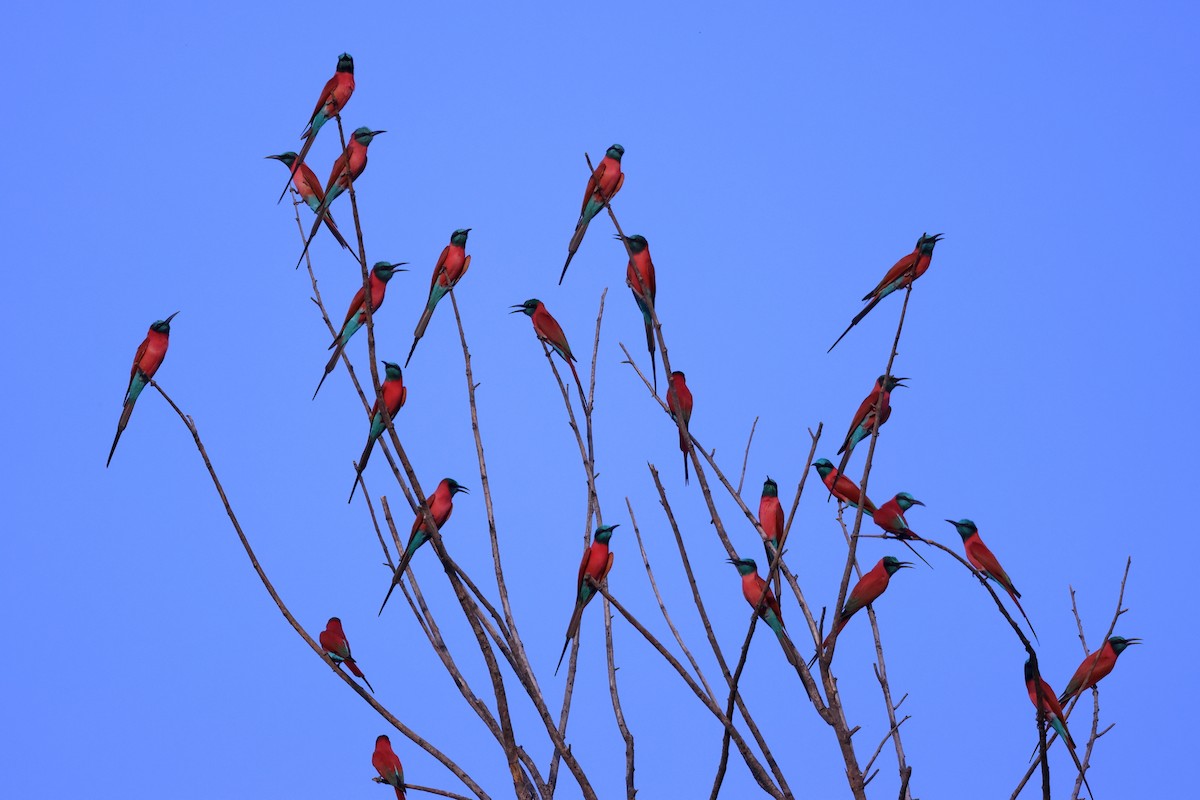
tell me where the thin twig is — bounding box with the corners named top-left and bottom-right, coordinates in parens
top-left (735, 417), bottom-right (759, 497)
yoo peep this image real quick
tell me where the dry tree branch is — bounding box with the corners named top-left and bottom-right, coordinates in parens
top-left (735, 417), bottom-right (759, 497)
top-left (148, 380), bottom-right (489, 800)
top-left (603, 597), bottom-right (637, 799)
top-left (356, 470), bottom-right (394, 569)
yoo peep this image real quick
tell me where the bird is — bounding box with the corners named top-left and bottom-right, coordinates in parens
top-left (314, 261), bottom-right (407, 399)
top-left (108, 312), bottom-right (178, 467)
top-left (815, 556), bottom-right (911, 664)
top-left (511, 299), bottom-right (584, 403)
top-left (405, 228), bottom-right (472, 367)
top-left (556, 524), bottom-right (618, 675)
top-left (295, 126), bottom-right (386, 268)
top-left (372, 734), bottom-right (406, 799)
top-left (758, 477), bottom-right (786, 592)
top-left (1025, 658), bottom-right (1074, 748)
top-left (318, 617), bottom-right (373, 692)
top-left (724, 556), bottom-right (792, 662)
top-left (836, 374), bottom-right (906, 477)
top-left (379, 478), bottom-right (469, 614)
top-left (1058, 635), bottom-right (1140, 705)
top-left (872, 492), bottom-right (932, 568)
top-left (560, 144), bottom-right (625, 284)
top-left (946, 519), bottom-right (1039, 642)
top-left (348, 361), bottom-right (407, 503)
top-left (667, 371), bottom-right (694, 484)
top-left (812, 459), bottom-right (877, 515)
top-left (266, 152), bottom-right (352, 250)
top-left (620, 233), bottom-right (658, 391)
top-left (828, 232), bottom-right (944, 352)
top-left (275, 53), bottom-right (355, 204)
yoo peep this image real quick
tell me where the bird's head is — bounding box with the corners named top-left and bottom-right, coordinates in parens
top-left (727, 557), bottom-right (757, 576)
top-left (670, 370), bottom-right (687, 383)
top-left (337, 53), bottom-right (355, 73)
top-left (451, 228), bottom-right (472, 246)
top-left (381, 361), bottom-right (403, 381)
top-left (594, 523), bottom-right (619, 544)
top-left (150, 311), bottom-right (179, 334)
top-left (444, 478), bottom-right (470, 496)
top-left (618, 233), bottom-right (648, 254)
top-left (812, 458), bottom-right (835, 477)
top-left (945, 519), bottom-right (978, 540)
top-left (375, 734), bottom-right (391, 747)
top-left (607, 144), bottom-right (625, 160)
top-left (1023, 658), bottom-right (1038, 682)
top-left (265, 152), bottom-right (298, 166)
top-left (353, 127), bottom-right (386, 146)
top-left (762, 477), bottom-right (778, 497)
top-left (882, 556), bottom-right (912, 575)
top-left (374, 261), bottom-right (408, 281)
top-left (510, 299), bottom-right (540, 317)
top-left (917, 232), bottom-right (944, 253)
top-left (894, 492), bottom-right (923, 510)
top-left (326, 616), bottom-right (341, 626)
top-left (1110, 635), bottom-right (1142, 654)
top-left (879, 374), bottom-right (908, 391)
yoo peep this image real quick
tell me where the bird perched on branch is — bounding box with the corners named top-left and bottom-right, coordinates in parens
top-left (759, 478), bottom-right (786, 592)
top-left (108, 312), bottom-right (178, 467)
top-left (946, 519), bottom-right (1039, 641)
top-left (729, 557), bottom-right (795, 664)
top-left (813, 556), bottom-right (911, 665)
top-left (812, 459), bottom-right (877, 515)
top-left (836, 374), bottom-right (906, 477)
top-left (379, 478), bottom-right (469, 614)
top-left (372, 735), bottom-right (406, 799)
top-left (405, 228), bottom-right (472, 367)
top-left (560, 144), bottom-right (625, 284)
top-left (667, 371), bottom-right (694, 484)
top-left (266, 152), bottom-right (352, 250)
top-left (620, 233), bottom-right (658, 390)
top-left (319, 617), bottom-right (373, 692)
top-left (314, 261), bottom-right (407, 399)
top-left (1058, 635), bottom-right (1140, 705)
top-left (872, 492), bottom-right (931, 567)
top-left (511, 299), bottom-right (584, 403)
top-left (1024, 658), bottom-right (1073, 748)
top-left (348, 362), bottom-right (406, 503)
top-left (557, 524), bottom-right (618, 675)
top-left (828, 232), bottom-right (943, 352)
top-left (295, 126), bottom-right (386, 268)
top-left (275, 53), bottom-right (355, 204)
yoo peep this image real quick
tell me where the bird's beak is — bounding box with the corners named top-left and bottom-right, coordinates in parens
top-left (944, 519), bottom-right (958, 526)
top-left (265, 154), bottom-right (282, 160)
top-left (509, 304), bottom-right (526, 314)
top-left (1125, 638), bottom-right (1143, 645)
top-left (464, 228), bottom-right (472, 233)
top-left (892, 377), bottom-right (909, 387)
top-left (370, 130), bottom-right (387, 136)
top-left (612, 233), bottom-right (625, 241)
top-left (911, 499), bottom-right (925, 506)
top-left (931, 233), bottom-right (945, 242)
top-left (164, 311), bottom-right (180, 323)
top-left (456, 486), bottom-right (470, 494)
top-left (390, 262), bottom-right (410, 270)
top-left (897, 561), bottom-right (914, 569)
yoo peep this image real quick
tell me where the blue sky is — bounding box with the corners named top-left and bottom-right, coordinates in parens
top-left (5, 2), bottom-right (1198, 797)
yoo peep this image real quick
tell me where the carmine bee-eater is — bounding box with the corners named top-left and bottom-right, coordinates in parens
top-left (872, 492), bottom-right (932, 568)
top-left (266, 152), bottom-right (352, 250)
top-left (107, 312), bottom-right (178, 467)
top-left (828, 232), bottom-right (944, 352)
top-left (511, 299), bottom-right (585, 402)
top-left (947, 519), bottom-right (1039, 642)
top-left (313, 261), bottom-right (408, 399)
top-left (295, 126), bottom-right (386, 268)
top-left (372, 735), bottom-right (406, 799)
top-left (668, 371), bottom-right (694, 484)
top-left (729, 558), bottom-right (794, 660)
top-left (348, 362), bottom-right (407, 503)
top-left (620, 233), bottom-right (658, 391)
top-left (812, 459), bottom-right (877, 515)
top-left (276, 53), bottom-right (355, 204)
top-left (836, 374), bottom-right (906, 476)
top-left (405, 228), bottom-right (472, 367)
top-left (319, 617), bottom-right (374, 692)
top-left (814, 556), bottom-right (911, 664)
top-left (556, 524), bottom-right (618, 675)
top-left (378, 478), bottom-right (469, 614)
top-left (559, 144), bottom-right (625, 284)
top-left (1058, 635), bottom-right (1140, 705)
top-left (1025, 658), bottom-right (1074, 748)
top-left (759, 477), bottom-right (785, 593)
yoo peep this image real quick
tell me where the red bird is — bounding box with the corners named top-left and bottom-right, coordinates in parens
top-left (1024, 659), bottom-right (1074, 748)
top-left (621, 233), bottom-right (658, 390)
top-left (107, 312), bottom-right (178, 467)
top-left (372, 735), bottom-right (406, 799)
top-left (947, 519), bottom-right (1039, 642)
top-left (319, 617), bottom-right (373, 692)
top-left (836, 374), bottom-right (906, 477)
top-left (667, 371), bottom-right (694, 484)
top-left (816, 556), bottom-right (911, 662)
top-left (872, 492), bottom-right (932, 568)
top-left (556, 524), bottom-right (618, 675)
top-left (378, 478), bottom-right (469, 615)
top-left (758, 477), bottom-right (785, 593)
top-left (560, 143), bottom-right (625, 283)
top-left (1058, 635), bottom-right (1141, 705)
top-left (511, 298), bottom-right (585, 403)
top-left (276, 53), bottom-right (356, 204)
top-left (265, 152), bottom-right (352, 250)
top-left (812, 459), bottom-right (877, 515)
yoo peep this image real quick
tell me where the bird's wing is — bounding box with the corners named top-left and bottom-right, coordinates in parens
top-left (580, 163), bottom-right (606, 215)
top-left (308, 75), bottom-right (338, 125)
